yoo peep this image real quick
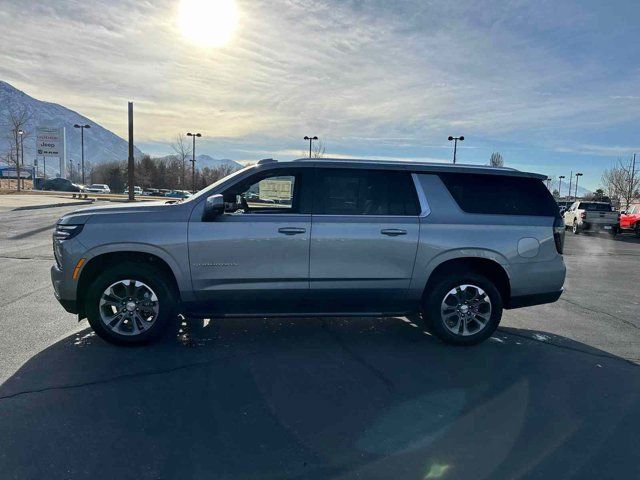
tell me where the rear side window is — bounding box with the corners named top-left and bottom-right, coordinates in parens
top-left (580, 202), bottom-right (612, 212)
top-left (314, 169), bottom-right (420, 215)
top-left (439, 173), bottom-right (558, 216)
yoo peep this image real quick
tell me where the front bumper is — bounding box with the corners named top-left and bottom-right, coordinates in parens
top-left (51, 265), bottom-right (79, 314)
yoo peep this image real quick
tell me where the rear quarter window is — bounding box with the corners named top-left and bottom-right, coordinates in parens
top-left (438, 173), bottom-right (558, 216)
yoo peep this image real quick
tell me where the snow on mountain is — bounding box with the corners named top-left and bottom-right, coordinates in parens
top-left (554, 179), bottom-right (591, 197)
top-left (0, 80), bottom-right (142, 172)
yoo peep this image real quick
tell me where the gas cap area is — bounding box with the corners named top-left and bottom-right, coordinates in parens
top-left (517, 237), bottom-right (540, 258)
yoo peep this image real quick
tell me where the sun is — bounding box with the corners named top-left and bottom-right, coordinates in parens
top-left (178, 0), bottom-right (239, 47)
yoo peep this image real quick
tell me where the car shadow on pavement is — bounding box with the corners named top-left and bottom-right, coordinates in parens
top-left (0, 316), bottom-right (638, 480)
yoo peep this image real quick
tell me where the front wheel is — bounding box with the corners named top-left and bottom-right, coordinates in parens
top-left (85, 262), bottom-right (178, 345)
top-left (423, 273), bottom-right (503, 346)
top-left (635, 224), bottom-right (640, 238)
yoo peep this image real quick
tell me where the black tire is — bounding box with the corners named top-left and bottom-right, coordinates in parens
top-left (635, 224), bottom-right (640, 238)
top-left (572, 220), bottom-right (579, 234)
top-left (85, 261), bottom-right (178, 346)
top-left (423, 272), bottom-right (503, 346)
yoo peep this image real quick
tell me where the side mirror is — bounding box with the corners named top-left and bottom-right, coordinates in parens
top-left (204, 194), bottom-right (225, 220)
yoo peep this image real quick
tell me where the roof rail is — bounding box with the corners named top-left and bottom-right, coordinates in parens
top-left (257, 158), bottom-right (277, 165)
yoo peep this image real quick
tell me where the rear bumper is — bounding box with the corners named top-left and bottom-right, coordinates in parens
top-left (506, 289), bottom-right (563, 309)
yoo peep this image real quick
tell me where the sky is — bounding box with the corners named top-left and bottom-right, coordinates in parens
top-left (1, 0), bottom-right (639, 190)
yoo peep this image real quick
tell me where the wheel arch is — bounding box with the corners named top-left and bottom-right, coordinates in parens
top-left (77, 249), bottom-right (184, 317)
top-left (421, 253), bottom-right (511, 306)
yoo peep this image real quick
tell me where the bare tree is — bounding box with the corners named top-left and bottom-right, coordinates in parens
top-left (171, 133), bottom-right (192, 190)
top-left (601, 157), bottom-right (640, 210)
top-left (312, 139), bottom-right (325, 158)
top-left (2, 106), bottom-right (32, 191)
top-left (489, 152), bottom-right (504, 167)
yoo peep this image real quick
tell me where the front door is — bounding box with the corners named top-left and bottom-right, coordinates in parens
top-left (188, 167), bottom-right (312, 315)
top-left (308, 168), bottom-right (421, 313)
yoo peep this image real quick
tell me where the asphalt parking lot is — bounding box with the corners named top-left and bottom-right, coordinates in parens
top-left (0, 204), bottom-right (639, 479)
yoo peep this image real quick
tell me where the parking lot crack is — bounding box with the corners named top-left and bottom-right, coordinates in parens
top-left (0, 353), bottom-right (255, 401)
top-left (560, 297), bottom-right (639, 330)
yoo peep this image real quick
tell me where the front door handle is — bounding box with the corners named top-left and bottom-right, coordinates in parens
top-left (381, 229), bottom-right (407, 236)
top-left (278, 227), bottom-right (306, 235)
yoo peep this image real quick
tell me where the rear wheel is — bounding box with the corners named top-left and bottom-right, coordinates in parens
top-left (635, 223), bottom-right (640, 238)
top-left (572, 220), bottom-right (579, 234)
top-left (85, 262), bottom-right (177, 345)
top-left (423, 272), bottom-right (502, 346)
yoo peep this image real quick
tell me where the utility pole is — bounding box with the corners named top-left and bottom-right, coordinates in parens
top-left (567, 170), bottom-right (573, 202)
top-left (626, 153), bottom-right (636, 210)
top-left (558, 175), bottom-right (565, 198)
top-left (448, 136), bottom-right (464, 164)
top-left (128, 102), bottom-right (135, 201)
top-left (303, 136), bottom-right (318, 158)
top-left (18, 130), bottom-right (24, 190)
top-left (187, 132), bottom-right (201, 194)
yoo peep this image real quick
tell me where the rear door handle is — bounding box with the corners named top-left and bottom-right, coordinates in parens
top-left (278, 227), bottom-right (306, 235)
top-left (381, 229), bottom-right (407, 236)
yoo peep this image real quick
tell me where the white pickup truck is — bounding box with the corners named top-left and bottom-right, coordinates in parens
top-left (563, 201), bottom-right (619, 235)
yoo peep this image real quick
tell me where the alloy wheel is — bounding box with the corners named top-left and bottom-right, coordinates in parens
top-left (98, 279), bottom-right (159, 336)
top-left (440, 284), bottom-right (492, 336)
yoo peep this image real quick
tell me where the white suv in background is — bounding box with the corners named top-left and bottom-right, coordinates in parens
top-left (85, 184), bottom-right (111, 194)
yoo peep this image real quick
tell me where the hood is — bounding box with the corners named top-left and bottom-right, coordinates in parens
top-left (57, 200), bottom-right (186, 225)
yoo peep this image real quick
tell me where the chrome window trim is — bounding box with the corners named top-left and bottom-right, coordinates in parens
top-left (411, 173), bottom-right (431, 217)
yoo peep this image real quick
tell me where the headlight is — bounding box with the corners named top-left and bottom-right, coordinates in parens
top-left (53, 224), bottom-right (84, 240)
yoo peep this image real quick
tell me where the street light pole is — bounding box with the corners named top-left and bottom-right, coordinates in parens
top-left (567, 171), bottom-right (573, 201)
top-left (186, 132), bottom-right (202, 194)
top-left (558, 175), bottom-right (565, 198)
top-left (304, 136), bottom-right (318, 158)
top-left (18, 129), bottom-right (24, 190)
top-left (447, 135), bottom-right (464, 164)
top-left (74, 124), bottom-right (91, 184)
top-left (628, 153), bottom-right (636, 210)
top-left (575, 172), bottom-right (583, 199)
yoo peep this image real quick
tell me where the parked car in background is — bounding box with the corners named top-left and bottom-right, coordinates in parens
top-left (164, 190), bottom-right (192, 199)
top-left (123, 186), bottom-right (143, 195)
top-left (42, 178), bottom-right (83, 192)
top-left (51, 158), bottom-right (565, 346)
top-left (85, 184), bottom-right (111, 194)
top-left (142, 188), bottom-right (160, 196)
top-left (563, 201), bottom-right (618, 235)
top-left (618, 203), bottom-right (640, 237)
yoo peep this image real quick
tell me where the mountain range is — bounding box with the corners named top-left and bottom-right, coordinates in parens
top-left (155, 153), bottom-right (242, 170)
top-left (0, 81), bottom-right (142, 172)
top-left (0, 81), bottom-right (242, 174)
top-left (554, 179), bottom-right (592, 197)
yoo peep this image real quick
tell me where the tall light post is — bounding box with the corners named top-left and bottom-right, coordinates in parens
top-left (74, 124), bottom-right (91, 184)
top-left (17, 129), bottom-right (24, 190)
top-left (567, 170), bottom-right (573, 201)
top-left (574, 172), bottom-right (583, 199)
top-left (558, 175), bottom-right (565, 198)
top-left (304, 136), bottom-right (318, 159)
top-left (448, 135), bottom-right (464, 164)
top-left (186, 132), bottom-right (201, 194)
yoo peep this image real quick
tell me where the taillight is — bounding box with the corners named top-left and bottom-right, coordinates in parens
top-left (580, 212), bottom-right (586, 219)
top-left (553, 216), bottom-right (565, 254)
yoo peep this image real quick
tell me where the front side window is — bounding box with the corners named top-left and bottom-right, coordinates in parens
top-left (313, 169), bottom-right (420, 216)
top-left (222, 168), bottom-right (308, 214)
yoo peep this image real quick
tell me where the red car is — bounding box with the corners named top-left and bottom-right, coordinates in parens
top-left (619, 203), bottom-right (640, 236)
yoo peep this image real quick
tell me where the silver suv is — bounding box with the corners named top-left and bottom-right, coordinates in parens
top-left (51, 158), bottom-right (566, 346)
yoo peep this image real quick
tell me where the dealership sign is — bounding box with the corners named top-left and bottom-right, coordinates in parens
top-left (36, 126), bottom-right (63, 157)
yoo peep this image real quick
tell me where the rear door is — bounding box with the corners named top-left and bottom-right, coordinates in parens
top-left (308, 167), bottom-right (421, 313)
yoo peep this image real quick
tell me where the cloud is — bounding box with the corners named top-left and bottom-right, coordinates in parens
top-left (1, 0), bottom-right (639, 170)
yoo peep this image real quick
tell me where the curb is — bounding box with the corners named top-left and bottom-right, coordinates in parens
top-left (11, 200), bottom-right (95, 211)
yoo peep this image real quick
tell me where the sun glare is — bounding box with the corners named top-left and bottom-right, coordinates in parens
top-left (178, 0), bottom-right (238, 47)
